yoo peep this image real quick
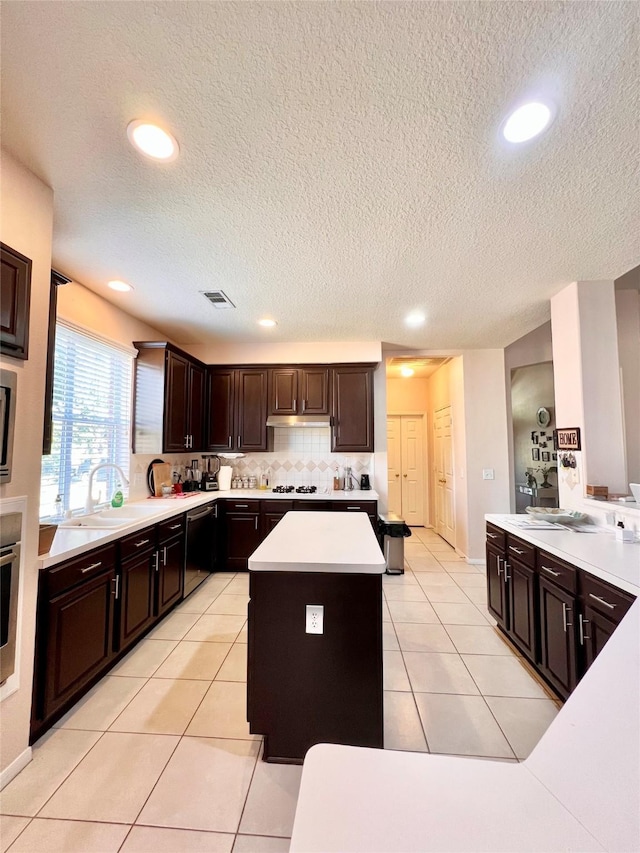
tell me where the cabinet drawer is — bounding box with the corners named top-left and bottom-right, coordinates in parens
top-left (226, 499), bottom-right (260, 514)
top-left (581, 573), bottom-right (635, 622)
top-left (486, 523), bottom-right (506, 550)
top-left (158, 515), bottom-right (185, 543)
top-left (333, 501), bottom-right (377, 514)
top-left (506, 535), bottom-right (535, 569)
top-left (537, 550), bottom-right (577, 594)
top-left (119, 526), bottom-right (156, 562)
top-left (261, 500), bottom-right (294, 513)
top-left (294, 500), bottom-right (330, 511)
top-left (46, 544), bottom-right (116, 597)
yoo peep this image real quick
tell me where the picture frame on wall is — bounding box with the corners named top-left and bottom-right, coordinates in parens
top-left (531, 432), bottom-right (538, 445)
top-left (532, 448), bottom-right (540, 461)
top-left (542, 451), bottom-right (550, 462)
top-left (552, 452), bottom-right (558, 461)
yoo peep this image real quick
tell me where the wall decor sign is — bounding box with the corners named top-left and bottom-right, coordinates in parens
top-left (554, 428), bottom-right (581, 451)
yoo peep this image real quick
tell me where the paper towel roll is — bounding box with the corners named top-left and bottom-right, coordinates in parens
top-left (218, 466), bottom-right (233, 491)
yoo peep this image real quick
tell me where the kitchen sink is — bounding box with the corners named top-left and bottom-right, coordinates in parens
top-left (97, 505), bottom-right (159, 519)
top-left (59, 515), bottom-right (136, 529)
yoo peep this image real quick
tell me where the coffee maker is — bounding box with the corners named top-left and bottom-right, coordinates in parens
top-left (200, 455), bottom-right (220, 491)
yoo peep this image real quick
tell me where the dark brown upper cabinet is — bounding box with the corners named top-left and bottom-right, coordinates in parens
top-left (132, 342), bottom-right (206, 454)
top-left (1, 242), bottom-right (32, 360)
top-left (331, 365), bottom-right (375, 452)
top-left (42, 270), bottom-right (71, 454)
top-left (268, 367), bottom-right (330, 416)
top-left (206, 367), bottom-right (269, 452)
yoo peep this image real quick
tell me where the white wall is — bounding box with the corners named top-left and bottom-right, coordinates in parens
top-left (0, 151), bottom-right (53, 776)
top-left (615, 287), bottom-right (640, 484)
top-left (551, 281), bottom-right (627, 509)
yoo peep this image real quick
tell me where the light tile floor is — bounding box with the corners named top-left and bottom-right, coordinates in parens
top-left (0, 531), bottom-right (560, 852)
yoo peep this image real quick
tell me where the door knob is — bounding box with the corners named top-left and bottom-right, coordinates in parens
top-left (395, 473), bottom-right (399, 477)
top-left (403, 474), bottom-right (407, 478)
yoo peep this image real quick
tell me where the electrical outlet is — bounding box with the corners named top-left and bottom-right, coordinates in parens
top-left (482, 468), bottom-right (495, 480)
top-left (305, 604), bottom-right (324, 634)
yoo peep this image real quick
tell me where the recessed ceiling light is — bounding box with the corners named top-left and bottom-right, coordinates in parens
top-left (258, 318), bottom-right (277, 328)
top-left (107, 280), bottom-right (133, 292)
top-left (502, 102), bottom-right (553, 143)
top-left (400, 366), bottom-right (415, 377)
top-left (127, 120), bottom-right (179, 161)
top-left (405, 312), bottom-right (425, 328)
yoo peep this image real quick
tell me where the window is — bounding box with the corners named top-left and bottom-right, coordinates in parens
top-left (40, 323), bottom-right (133, 519)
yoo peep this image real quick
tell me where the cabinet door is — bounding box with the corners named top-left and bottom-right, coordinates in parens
top-left (1, 242), bottom-right (32, 360)
top-left (157, 536), bottom-right (184, 617)
top-left (206, 368), bottom-right (235, 451)
top-left (486, 544), bottom-right (508, 630)
top-left (300, 368), bottom-right (330, 414)
top-left (538, 576), bottom-right (578, 700)
top-left (331, 366), bottom-right (374, 452)
top-left (507, 557), bottom-right (537, 662)
top-left (225, 513), bottom-right (262, 570)
top-left (580, 604), bottom-right (616, 673)
top-left (236, 369), bottom-right (268, 451)
top-left (42, 569), bottom-right (116, 719)
top-left (263, 513), bottom-right (287, 536)
top-left (189, 362), bottom-right (206, 451)
top-left (119, 552), bottom-right (156, 651)
top-left (164, 350), bottom-right (190, 451)
top-left (269, 369), bottom-right (298, 415)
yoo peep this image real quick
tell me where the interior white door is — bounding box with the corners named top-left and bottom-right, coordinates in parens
top-left (387, 414), bottom-right (425, 525)
top-left (435, 406), bottom-right (455, 546)
top-left (387, 416), bottom-right (402, 516)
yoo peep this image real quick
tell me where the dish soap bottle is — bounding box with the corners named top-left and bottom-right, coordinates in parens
top-left (111, 482), bottom-right (124, 508)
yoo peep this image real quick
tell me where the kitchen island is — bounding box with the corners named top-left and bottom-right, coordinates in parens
top-left (247, 511), bottom-right (386, 763)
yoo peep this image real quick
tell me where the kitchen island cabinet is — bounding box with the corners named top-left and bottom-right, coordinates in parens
top-left (248, 511), bottom-right (386, 763)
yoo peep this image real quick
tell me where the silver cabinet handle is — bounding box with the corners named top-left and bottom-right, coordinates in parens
top-left (112, 576), bottom-right (120, 599)
top-left (588, 593), bottom-right (615, 610)
top-left (80, 561), bottom-right (102, 574)
top-left (578, 613), bottom-right (590, 644)
top-left (236, 504), bottom-right (248, 508)
top-left (496, 555), bottom-right (503, 576)
top-left (503, 561), bottom-right (511, 582)
top-left (185, 435), bottom-right (190, 448)
top-left (347, 506), bottom-right (361, 510)
top-left (228, 435), bottom-right (232, 448)
top-left (486, 532), bottom-right (497, 539)
top-left (509, 546), bottom-right (525, 555)
top-left (163, 546), bottom-right (167, 565)
top-left (154, 552), bottom-right (159, 573)
top-left (134, 539), bottom-right (151, 548)
top-left (168, 523), bottom-right (181, 530)
top-left (562, 602), bottom-right (572, 632)
top-left (293, 398), bottom-right (297, 411)
top-left (541, 565), bottom-right (561, 578)
top-left (255, 517), bottom-right (258, 530)
top-left (237, 435), bottom-right (241, 447)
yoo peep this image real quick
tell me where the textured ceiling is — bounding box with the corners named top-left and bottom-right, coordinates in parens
top-left (1, 1), bottom-right (639, 349)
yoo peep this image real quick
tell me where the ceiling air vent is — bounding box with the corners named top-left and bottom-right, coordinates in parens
top-left (202, 290), bottom-right (236, 309)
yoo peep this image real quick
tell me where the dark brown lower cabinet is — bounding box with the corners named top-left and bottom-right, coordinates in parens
top-left (248, 569), bottom-right (383, 763)
top-left (507, 557), bottom-right (537, 661)
top-left (538, 576), bottom-right (578, 700)
top-left (580, 603), bottom-right (616, 671)
top-left (118, 547), bottom-right (156, 651)
top-left (486, 543), bottom-right (508, 630)
top-left (225, 509), bottom-right (262, 570)
top-left (156, 534), bottom-right (184, 616)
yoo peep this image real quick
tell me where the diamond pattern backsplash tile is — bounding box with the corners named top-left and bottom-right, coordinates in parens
top-left (227, 429), bottom-right (374, 489)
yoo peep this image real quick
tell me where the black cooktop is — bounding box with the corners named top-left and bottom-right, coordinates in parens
top-left (271, 485), bottom-right (317, 494)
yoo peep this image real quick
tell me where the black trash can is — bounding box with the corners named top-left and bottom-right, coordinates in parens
top-left (378, 513), bottom-right (412, 575)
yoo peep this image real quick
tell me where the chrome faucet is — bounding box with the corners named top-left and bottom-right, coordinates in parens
top-left (85, 463), bottom-right (129, 514)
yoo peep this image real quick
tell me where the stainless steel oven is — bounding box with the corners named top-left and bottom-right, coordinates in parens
top-left (0, 369), bottom-right (17, 483)
top-left (0, 511), bottom-right (21, 684)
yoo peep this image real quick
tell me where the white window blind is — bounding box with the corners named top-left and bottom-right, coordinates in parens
top-left (40, 323), bottom-right (133, 519)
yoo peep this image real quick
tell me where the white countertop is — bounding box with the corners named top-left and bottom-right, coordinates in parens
top-left (290, 600), bottom-right (640, 852)
top-left (39, 489), bottom-right (379, 570)
top-left (249, 511), bottom-right (386, 574)
top-left (486, 513), bottom-right (640, 594)
top-left (290, 517), bottom-right (640, 852)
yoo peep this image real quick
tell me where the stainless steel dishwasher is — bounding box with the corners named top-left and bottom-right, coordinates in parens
top-left (184, 502), bottom-right (217, 597)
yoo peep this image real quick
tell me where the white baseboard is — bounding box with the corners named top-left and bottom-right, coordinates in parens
top-left (0, 746), bottom-right (32, 790)
top-left (466, 558), bottom-right (486, 566)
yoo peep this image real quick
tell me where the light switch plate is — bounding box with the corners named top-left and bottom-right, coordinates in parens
top-left (482, 469), bottom-right (495, 480)
top-left (306, 604), bottom-right (324, 634)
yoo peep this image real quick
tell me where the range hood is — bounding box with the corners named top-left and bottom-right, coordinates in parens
top-left (266, 415), bottom-right (333, 429)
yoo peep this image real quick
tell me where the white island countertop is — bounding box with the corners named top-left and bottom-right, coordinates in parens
top-left (249, 511), bottom-right (386, 574)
